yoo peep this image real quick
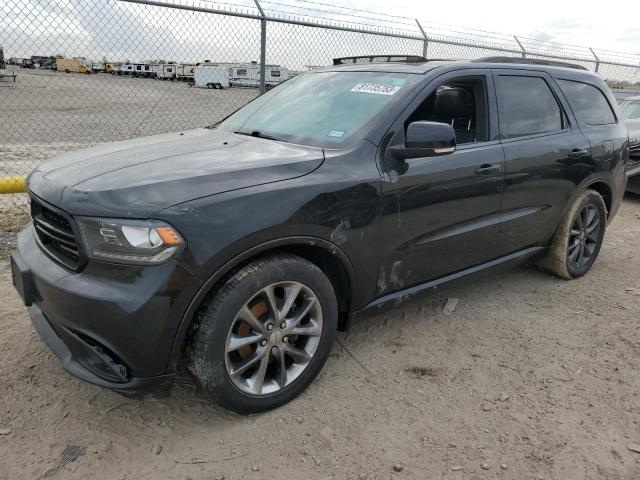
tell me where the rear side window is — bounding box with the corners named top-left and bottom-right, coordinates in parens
top-left (496, 76), bottom-right (564, 138)
top-left (558, 80), bottom-right (616, 125)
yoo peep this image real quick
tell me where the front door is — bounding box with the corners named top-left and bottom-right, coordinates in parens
top-left (377, 70), bottom-right (505, 295)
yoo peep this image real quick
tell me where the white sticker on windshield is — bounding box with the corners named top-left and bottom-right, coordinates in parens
top-left (350, 83), bottom-right (401, 96)
top-left (328, 130), bottom-right (345, 138)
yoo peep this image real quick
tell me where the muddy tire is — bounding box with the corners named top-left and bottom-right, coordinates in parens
top-left (537, 189), bottom-right (607, 279)
top-left (187, 254), bottom-right (338, 414)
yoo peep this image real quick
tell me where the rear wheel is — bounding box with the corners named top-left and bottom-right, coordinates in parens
top-left (187, 254), bottom-right (338, 413)
top-left (538, 189), bottom-right (607, 279)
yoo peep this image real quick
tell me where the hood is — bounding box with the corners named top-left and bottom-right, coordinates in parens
top-left (27, 129), bottom-right (324, 217)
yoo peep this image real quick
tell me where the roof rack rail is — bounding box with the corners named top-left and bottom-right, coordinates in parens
top-left (473, 56), bottom-right (588, 71)
top-left (333, 55), bottom-right (428, 65)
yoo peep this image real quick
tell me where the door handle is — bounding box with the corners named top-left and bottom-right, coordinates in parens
top-left (475, 164), bottom-right (502, 175)
top-left (568, 148), bottom-right (589, 159)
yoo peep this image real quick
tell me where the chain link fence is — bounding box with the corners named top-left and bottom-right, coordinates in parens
top-left (2, 0), bottom-right (640, 247)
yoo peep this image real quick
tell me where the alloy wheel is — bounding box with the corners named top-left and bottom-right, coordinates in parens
top-left (224, 281), bottom-right (323, 396)
top-left (567, 204), bottom-right (601, 269)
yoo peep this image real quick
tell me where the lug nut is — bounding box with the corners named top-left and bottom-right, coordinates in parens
top-left (260, 339), bottom-right (267, 347)
top-left (282, 336), bottom-right (289, 343)
top-left (271, 346), bottom-right (279, 354)
top-left (280, 321), bottom-right (287, 329)
top-left (266, 323), bottom-right (274, 331)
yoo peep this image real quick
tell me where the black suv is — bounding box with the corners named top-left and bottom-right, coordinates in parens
top-left (11, 56), bottom-right (629, 413)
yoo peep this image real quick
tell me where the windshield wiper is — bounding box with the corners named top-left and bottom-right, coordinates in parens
top-left (234, 130), bottom-right (284, 142)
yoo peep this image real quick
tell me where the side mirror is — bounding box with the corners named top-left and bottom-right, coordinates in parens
top-left (389, 121), bottom-right (456, 160)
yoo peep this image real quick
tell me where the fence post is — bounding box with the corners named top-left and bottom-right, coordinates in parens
top-left (254, 0), bottom-right (266, 93)
top-left (589, 48), bottom-right (600, 73)
top-left (514, 36), bottom-right (526, 58)
top-left (415, 19), bottom-right (428, 59)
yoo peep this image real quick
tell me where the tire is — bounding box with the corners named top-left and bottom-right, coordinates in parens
top-left (187, 254), bottom-right (338, 414)
top-left (537, 189), bottom-right (607, 279)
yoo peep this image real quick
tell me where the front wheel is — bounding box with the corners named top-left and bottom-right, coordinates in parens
top-left (538, 189), bottom-right (607, 279)
top-left (187, 254), bottom-right (338, 413)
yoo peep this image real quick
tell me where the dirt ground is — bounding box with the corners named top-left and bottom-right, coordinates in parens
top-left (1, 195), bottom-right (640, 480)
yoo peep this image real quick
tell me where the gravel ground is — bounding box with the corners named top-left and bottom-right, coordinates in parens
top-left (1, 195), bottom-right (640, 480)
top-left (0, 67), bottom-right (258, 252)
top-left (0, 67), bottom-right (257, 179)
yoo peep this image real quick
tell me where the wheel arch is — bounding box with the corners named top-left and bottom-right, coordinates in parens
top-left (166, 236), bottom-right (357, 373)
top-left (548, 176), bottom-right (613, 244)
top-left (585, 180), bottom-right (612, 216)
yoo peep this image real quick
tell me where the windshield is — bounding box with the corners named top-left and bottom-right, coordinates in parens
top-left (218, 71), bottom-right (420, 148)
top-left (621, 100), bottom-right (640, 120)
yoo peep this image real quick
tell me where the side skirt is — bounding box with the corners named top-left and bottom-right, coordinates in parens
top-left (351, 246), bottom-right (545, 317)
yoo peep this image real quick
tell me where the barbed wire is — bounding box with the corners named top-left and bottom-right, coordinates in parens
top-left (184, 0), bottom-right (640, 63)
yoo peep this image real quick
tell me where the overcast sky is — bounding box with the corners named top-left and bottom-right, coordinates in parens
top-left (371, 0), bottom-right (640, 56)
top-left (2, 0), bottom-right (639, 76)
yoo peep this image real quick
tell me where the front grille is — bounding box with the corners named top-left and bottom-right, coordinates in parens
top-left (31, 196), bottom-right (82, 270)
top-left (630, 140), bottom-right (640, 155)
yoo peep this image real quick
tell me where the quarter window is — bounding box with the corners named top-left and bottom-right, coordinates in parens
top-left (496, 76), bottom-right (564, 138)
top-left (558, 80), bottom-right (616, 125)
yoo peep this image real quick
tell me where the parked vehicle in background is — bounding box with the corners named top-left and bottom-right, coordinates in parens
top-left (11, 56), bottom-right (628, 414)
top-left (118, 63), bottom-right (134, 75)
top-left (132, 63), bottom-right (158, 78)
top-left (194, 64), bottom-right (229, 89)
top-left (104, 63), bottom-right (121, 74)
top-left (21, 58), bottom-right (33, 68)
top-left (228, 63), bottom-right (289, 88)
top-left (157, 63), bottom-right (177, 80)
top-left (176, 63), bottom-right (196, 82)
top-left (30, 55), bottom-right (56, 69)
top-left (621, 96), bottom-right (640, 193)
top-left (56, 58), bottom-right (91, 74)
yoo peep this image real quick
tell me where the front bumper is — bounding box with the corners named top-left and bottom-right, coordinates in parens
top-left (11, 225), bottom-right (201, 397)
top-left (27, 303), bottom-right (174, 397)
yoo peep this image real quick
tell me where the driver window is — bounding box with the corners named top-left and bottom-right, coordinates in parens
top-left (406, 76), bottom-right (488, 144)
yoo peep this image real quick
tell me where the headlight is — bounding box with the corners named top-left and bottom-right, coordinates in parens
top-left (77, 217), bottom-right (183, 265)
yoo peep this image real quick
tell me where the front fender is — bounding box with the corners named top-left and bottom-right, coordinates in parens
top-left (164, 235), bottom-right (356, 373)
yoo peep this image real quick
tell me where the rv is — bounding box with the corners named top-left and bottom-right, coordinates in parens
top-left (193, 65), bottom-right (229, 89)
top-left (119, 63), bottom-right (135, 75)
top-left (157, 64), bottom-right (177, 80)
top-left (176, 64), bottom-right (196, 82)
top-left (132, 63), bottom-right (158, 78)
top-left (228, 64), bottom-right (289, 88)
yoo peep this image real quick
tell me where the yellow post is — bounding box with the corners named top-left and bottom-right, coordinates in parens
top-left (0, 177), bottom-right (26, 194)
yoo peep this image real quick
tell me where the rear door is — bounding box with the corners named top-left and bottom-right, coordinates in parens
top-left (492, 69), bottom-right (591, 255)
top-left (556, 78), bottom-right (628, 186)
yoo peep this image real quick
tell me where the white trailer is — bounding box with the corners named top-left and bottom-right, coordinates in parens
top-left (132, 63), bottom-right (158, 78)
top-left (228, 64), bottom-right (289, 88)
top-left (157, 64), bottom-right (177, 80)
top-left (194, 65), bottom-right (229, 89)
top-left (176, 64), bottom-right (196, 82)
top-left (119, 63), bottom-right (135, 75)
